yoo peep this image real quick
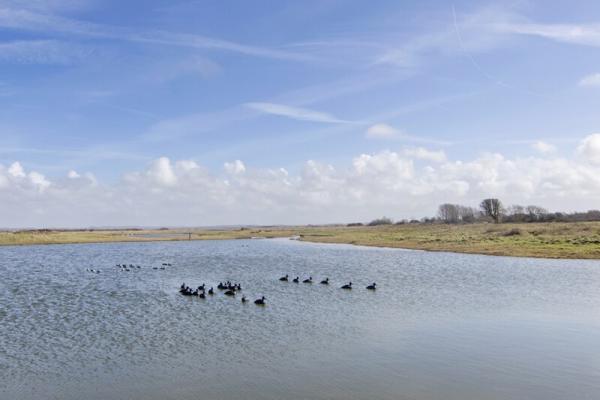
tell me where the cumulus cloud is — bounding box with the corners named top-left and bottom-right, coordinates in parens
top-left (578, 133), bottom-right (600, 164)
top-left (403, 147), bottom-right (447, 162)
top-left (531, 141), bottom-right (556, 154)
top-left (365, 123), bottom-right (399, 139)
top-left (2, 137), bottom-right (600, 228)
top-left (579, 73), bottom-right (600, 87)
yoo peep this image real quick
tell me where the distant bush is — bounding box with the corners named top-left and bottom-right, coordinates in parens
top-left (368, 217), bottom-right (393, 226)
top-left (346, 222), bottom-right (364, 227)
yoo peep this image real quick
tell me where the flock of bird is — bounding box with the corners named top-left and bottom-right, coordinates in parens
top-left (87, 262), bottom-right (174, 274)
top-left (178, 275), bottom-right (377, 306)
top-left (278, 274), bottom-right (376, 290)
top-left (179, 281), bottom-right (265, 304)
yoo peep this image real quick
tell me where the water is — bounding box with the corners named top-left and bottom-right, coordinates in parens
top-left (1, 238), bottom-right (600, 400)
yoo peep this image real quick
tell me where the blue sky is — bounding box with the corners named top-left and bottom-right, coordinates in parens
top-left (2, 0), bottom-right (600, 227)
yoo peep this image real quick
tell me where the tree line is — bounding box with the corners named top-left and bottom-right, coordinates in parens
top-left (353, 198), bottom-right (600, 226)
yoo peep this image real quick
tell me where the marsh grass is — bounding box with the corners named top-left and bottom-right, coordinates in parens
top-left (1, 222), bottom-right (600, 259)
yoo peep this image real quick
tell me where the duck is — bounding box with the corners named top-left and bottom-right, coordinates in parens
top-left (208, 287), bottom-right (214, 295)
top-left (292, 277), bottom-right (299, 283)
top-left (241, 296), bottom-right (247, 303)
top-left (320, 278), bottom-right (329, 285)
top-left (366, 283), bottom-right (376, 290)
top-left (303, 276), bottom-right (313, 283)
top-left (224, 290), bottom-right (236, 296)
top-left (279, 274), bottom-right (289, 281)
top-left (341, 282), bottom-right (352, 289)
top-left (198, 292), bottom-right (206, 299)
top-left (254, 296), bottom-right (266, 305)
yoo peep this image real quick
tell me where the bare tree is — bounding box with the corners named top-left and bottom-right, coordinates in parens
top-left (480, 198), bottom-right (503, 223)
top-left (458, 205), bottom-right (476, 223)
top-left (438, 203), bottom-right (460, 223)
top-left (526, 205), bottom-right (548, 221)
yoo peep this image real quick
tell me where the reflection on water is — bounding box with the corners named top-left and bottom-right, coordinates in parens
top-left (1, 238), bottom-right (600, 400)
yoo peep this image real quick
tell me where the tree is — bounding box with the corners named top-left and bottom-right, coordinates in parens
top-left (458, 205), bottom-right (477, 223)
top-left (526, 205), bottom-right (548, 221)
top-left (368, 217), bottom-right (393, 226)
top-left (480, 198), bottom-right (503, 223)
top-left (438, 203), bottom-right (460, 223)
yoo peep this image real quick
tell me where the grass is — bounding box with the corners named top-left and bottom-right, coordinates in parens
top-left (2, 222), bottom-right (600, 259)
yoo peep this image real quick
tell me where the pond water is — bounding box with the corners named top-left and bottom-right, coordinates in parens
top-left (1, 238), bottom-right (599, 400)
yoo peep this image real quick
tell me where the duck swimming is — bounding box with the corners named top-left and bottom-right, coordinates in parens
top-left (241, 296), bottom-right (247, 303)
top-left (279, 274), bottom-right (289, 281)
top-left (320, 278), bottom-right (329, 285)
top-left (341, 282), bottom-right (352, 289)
top-left (254, 296), bottom-right (266, 305)
top-left (366, 283), bottom-right (376, 290)
top-left (208, 287), bottom-right (214, 295)
top-left (292, 277), bottom-right (299, 283)
top-left (303, 276), bottom-right (313, 283)
top-left (224, 289), bottom-right (236, 296)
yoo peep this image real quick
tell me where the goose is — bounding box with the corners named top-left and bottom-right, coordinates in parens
top-left (303, 276), bottom-right (313, 283)
top-left (341, 282), bottom-right (352, 289)
top-left (241, 296), bottom-right (247, 303)
top-left (224, 290), bottom-right (236, 296)
top-left (279, 274), bottom-right (289, 281)
top-left (292, 277), bottom-right (299, 283)
top-left (320, 278), bottom-right (329, 285)
top-left (366, 283), bottom-right (376, 290)
top-left (254, 296), bottom-right (266, 305)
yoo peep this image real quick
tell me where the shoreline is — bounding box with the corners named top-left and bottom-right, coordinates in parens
top-left (1, 222), bottom-right (600, 260)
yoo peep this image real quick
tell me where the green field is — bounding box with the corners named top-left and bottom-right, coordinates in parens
top-left (2, 222), bottom-right (600, 259)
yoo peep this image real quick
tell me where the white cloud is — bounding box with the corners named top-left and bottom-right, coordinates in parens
top-left (0, 40), bottom-right (91, 65)
top-left (365, 123), bottom-right (399, 139)
top-left (67, 170), bottom-right (80, 178)
top-left (531, 141), bottom-right (556, 154)
top-left (403, 147), bottom-right (447, 162)
top-left (2, 136), bottom-right (600, 227)
top-left (578, 133), bottom-right (600, 164)
top-left (497, 22), bottom-right (600, 47)
top-left (224, 160), bottom-right (246, 175)
top-left (579, 73), bottom-right (600, 87)
top-left (245, 102), bottom-right (351, 124)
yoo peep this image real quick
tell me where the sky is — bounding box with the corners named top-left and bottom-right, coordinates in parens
top-left (2, 0), bottom-right (600, 228)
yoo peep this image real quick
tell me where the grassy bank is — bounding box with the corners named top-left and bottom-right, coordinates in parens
top-left (1, 222), bottom-right (600, 259)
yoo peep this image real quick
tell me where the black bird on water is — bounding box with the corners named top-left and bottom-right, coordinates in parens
top-left (320, 278), bottom-right (329, 285)
top-left (292, 277), bottom-right (299, 283)
top-left (366, 283), bottom-right (376, 290)
top-left (208, 287), bottom-right (214, 295)
top-left (254, 296), bottom-right (266, 305)
top-left (303, 276), bottom-right (312, 283)
top-left (341, 282), bottom-right (352, 289)
top-left (224, 290), bottom-right (236, 296)
top-left (241, 296), bottom-right (247, 303)
top-left (279, 274), bottom-right (289, 281)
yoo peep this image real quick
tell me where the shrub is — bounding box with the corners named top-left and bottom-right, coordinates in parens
top-left (368, 217), bottom-right (393, 226)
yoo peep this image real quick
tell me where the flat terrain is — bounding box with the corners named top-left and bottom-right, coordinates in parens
top-left (2, 222), bottom-right (600, 259)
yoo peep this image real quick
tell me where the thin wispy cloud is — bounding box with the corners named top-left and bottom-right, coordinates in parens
top-left (496, 21), bottom-right (600, 47)
top-left (245, 102), bottom-right (353, 124)
top-left (0, 39), bottom-right (90, 64)
top-left (0, 6), bottom-right (312, 62)
top-left (579, 73), bottom-right (600, 87)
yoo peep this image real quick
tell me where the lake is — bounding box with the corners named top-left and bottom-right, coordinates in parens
top-left (1, 238), bottom-right (600, 400)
